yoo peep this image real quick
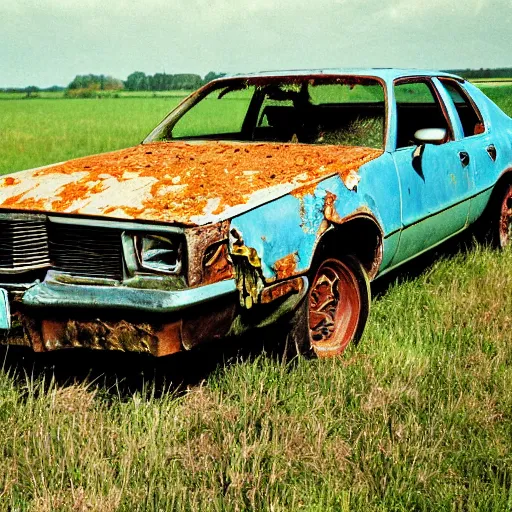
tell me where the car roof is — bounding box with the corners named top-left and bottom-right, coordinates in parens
top-left (220, 68), bottom-right (462, 82)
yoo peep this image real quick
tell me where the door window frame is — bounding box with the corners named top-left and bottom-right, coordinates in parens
top-left (436, 77), bottom-right (486, 139)
top-left (392, 76), bottom-right (455, 151)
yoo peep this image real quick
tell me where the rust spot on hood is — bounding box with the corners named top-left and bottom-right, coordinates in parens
top-left (0, 142), bottom-right (382, 225)
top-left (2, 177), bottom-right (20, 186)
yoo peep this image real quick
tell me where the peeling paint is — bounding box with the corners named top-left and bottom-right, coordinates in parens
top-left (185, 221), bottom-right (230, 286)
top-left (298, 191), bottom-right (326, 234)
top-left (317, 191), bottom-right (345, 235)
top-left (260, 277), bottom-right (304, 304)
top-left (340, 168), bottom-right (361, 191)
top-left (323, 192), bottom-right (345, 224)
top-left (202, 242), bottom-right (233, 285)
top-left (230, 229), bottom-right (265, 309)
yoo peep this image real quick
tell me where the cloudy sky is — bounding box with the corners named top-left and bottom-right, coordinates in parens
top-left (1, 0), bottom-right (511, 87)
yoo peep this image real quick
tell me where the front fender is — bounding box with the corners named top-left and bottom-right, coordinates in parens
top-left (229, 172), bottom-right (379, 284)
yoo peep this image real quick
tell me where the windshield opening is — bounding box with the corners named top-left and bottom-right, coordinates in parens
top-left (146, 76), bottom-right (385, 149)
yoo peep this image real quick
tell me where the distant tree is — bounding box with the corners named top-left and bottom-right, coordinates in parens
top-left (171, 74), bottom-right (203, 89)
top-left (124, 71), bottom-right (149, 91)
top-left (67, 74), bottom-right (123, 91)
top-left (150, 73), bottom-right (167, 91)
top-left (203, 71), bottom-right (226, 85)
top-left (68, 74), bottom-right (98, 89)
top-left (103, 76), bottom-right (124, 90)
top-left (24, 85), bottom-right (39, 98)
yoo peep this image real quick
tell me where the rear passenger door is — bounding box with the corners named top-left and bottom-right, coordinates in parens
top-left (390, 78), bottom-right (473, 266)
top-left (436, 77), bottom-right (496, 225)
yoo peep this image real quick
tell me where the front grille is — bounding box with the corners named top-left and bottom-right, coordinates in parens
top-left (49, 223), bottom-right (123, 280)
top-left (0, 217), bottom-right (50, 272)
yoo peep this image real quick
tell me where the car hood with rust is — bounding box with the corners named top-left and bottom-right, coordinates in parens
top-left (0, 142), bottom-right (382, 226)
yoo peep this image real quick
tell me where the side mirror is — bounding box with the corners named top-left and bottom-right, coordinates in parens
top-left (414, 128), bottom-right (447, 145)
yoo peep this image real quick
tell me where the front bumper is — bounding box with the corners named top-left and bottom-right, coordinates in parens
top-left (22, 275), bottom-right (238, 313)
top-left (4, 276), bottom-right (237, 357)
top-left (3, 274), bottom-right (307, 357)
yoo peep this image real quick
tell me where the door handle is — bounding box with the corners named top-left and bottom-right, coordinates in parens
top-left (459, 151), bottom-right (470, 167)
top-left (486, 144), bottom-right (497, 161)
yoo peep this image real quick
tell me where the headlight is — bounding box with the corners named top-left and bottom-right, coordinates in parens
top-left (202, 241), bottom-right (233, 283)
top-left (135, 234), bottom-right (183, 274)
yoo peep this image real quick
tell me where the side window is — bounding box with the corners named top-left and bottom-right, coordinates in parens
top-left (394, 80), bottom-right (452, 149)
top-left (439, 79), bottom-right (485, 137)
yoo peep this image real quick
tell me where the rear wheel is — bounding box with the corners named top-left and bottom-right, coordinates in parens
top-left (478, 182), bottom-right (512, 248)
top-left (285, 256), bottom-right (370, 358)
top-left (497, 184), bottom-right (512, 248)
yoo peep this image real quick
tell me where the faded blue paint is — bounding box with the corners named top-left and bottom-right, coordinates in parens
top-left (228, 73), bottom-right (512, 284)
top-left (231, 152), bottom-right (403, 279)
top-left (390, 142), bottom-right (472, 265)
top-left (461, 81), bottom-right (512, 196)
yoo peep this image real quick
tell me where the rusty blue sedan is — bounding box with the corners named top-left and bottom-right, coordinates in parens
top-left (0, 69), bottom-right (511, 357)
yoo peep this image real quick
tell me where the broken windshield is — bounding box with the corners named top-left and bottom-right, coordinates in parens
top-left (145, 76), bottom-right (385, 149)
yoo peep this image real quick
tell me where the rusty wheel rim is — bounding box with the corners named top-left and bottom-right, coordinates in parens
top-left (499, 186), bottom-right (512, 247)
top-left (308, 258), bottom-right (361, 357)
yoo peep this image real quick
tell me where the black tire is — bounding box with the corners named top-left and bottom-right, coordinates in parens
top-left (282, 255), bottom-right (370, 359)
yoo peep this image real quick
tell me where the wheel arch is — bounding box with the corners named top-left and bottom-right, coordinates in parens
top-left (310, 213), bottom-right (383, 280)
top-left (495, 167), bottom-right (512, 189)
top-left (471, 166), bottom-right (512, 247)
top-left (480, 167), bottom-right (512, 218)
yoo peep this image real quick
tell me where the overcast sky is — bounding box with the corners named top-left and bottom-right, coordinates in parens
top-left (1, 0), bottom-right (511, 88)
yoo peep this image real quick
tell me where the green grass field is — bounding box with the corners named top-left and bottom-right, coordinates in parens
top-left (0, 84), bottom-right (512, 511)
top-left (0, 95), bottom-right (189, 175)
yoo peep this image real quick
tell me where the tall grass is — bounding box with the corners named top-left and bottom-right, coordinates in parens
top-left (478, 85), bottom-right (512, 116)
top-left (1, 245), bottom-right (512, 510)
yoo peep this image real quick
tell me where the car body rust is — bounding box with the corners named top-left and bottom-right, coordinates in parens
top-left (0, 142), bottom-right (382, 225)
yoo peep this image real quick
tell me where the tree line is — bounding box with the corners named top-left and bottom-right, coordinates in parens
top-left (445, 68), bottom-right (512, 79)
top-left (0, 71), bottom-right (226, 96)
top-left (66, 71), bottom-right (226, 93)
top-left (123, 71), bottom-right (225, 91)
top-left (3, 68), bottom-right (511, 96)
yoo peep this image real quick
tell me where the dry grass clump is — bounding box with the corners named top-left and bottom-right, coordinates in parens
top-left (31, 485), bottom-right (122, 512)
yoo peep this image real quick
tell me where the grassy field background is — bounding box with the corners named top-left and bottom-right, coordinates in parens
top-left (0, 84), bottom-right (511, 510)
top-left (1, 83), bottom-right (511, 175)
top-left (0, 94), bottom-right (189, 175)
